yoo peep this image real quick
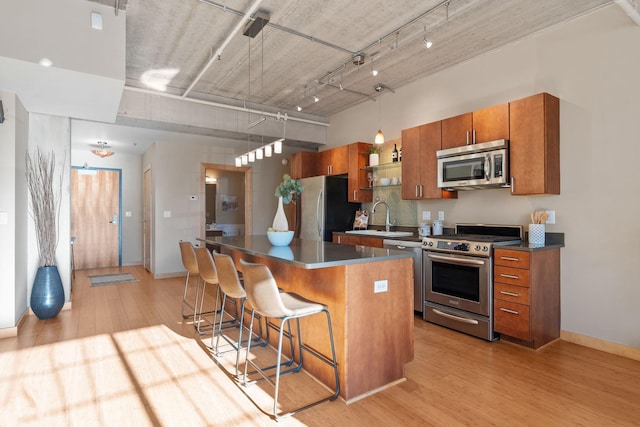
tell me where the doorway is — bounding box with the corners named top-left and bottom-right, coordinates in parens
top-left (71, 167), bottom-right (122, 269)
top-left (201, 163), bottom-right (252, 238)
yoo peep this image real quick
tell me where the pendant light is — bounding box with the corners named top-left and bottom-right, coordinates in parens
top-left (374, 84), bottom-right (385, 145)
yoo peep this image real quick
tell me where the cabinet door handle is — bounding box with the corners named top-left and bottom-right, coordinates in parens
top-left (328, 165), bottom-right (332, 175)
top-left (510, 176), bottom-right (514, 193)
top-left (338, 235), bottom-right (342, 244)
top-left (500, 290), bottom-right (520, 297)
top-left (500, 256), bottom-right (520, 261)
top-left (419, 185), bottom-right (423, 198)
top-left (500, 307), bottom-right (520, 315)
top-left (415, 185), bottom-right (419, 198)
top-left (472, 129), bottom-right (476, 144)
top-left (466, 131), bottom-right (470, 145)
top-left (353, 190), bottom-right (357, 201)
top-left (500, 273), bottom-right (520, 280)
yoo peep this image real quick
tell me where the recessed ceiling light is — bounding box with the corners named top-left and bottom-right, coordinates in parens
top-left (39, 58), bottom-right (53, 67)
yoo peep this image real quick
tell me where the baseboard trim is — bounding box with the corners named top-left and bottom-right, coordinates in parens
top-left (153, 272), bottom-right (186, 280)
top-left (0, 308), bottom-right (30, 339)
top-left (561, 330), bottom-right (640, 362)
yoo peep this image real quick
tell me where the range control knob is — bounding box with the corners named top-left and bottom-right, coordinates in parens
top-left (474, 245), bottom-right (481, 251)
top-left (483, 246), bottom-right (489, 252)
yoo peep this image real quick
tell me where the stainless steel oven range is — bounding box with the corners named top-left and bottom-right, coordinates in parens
top-left (422, 224), bottom-right (522, 341)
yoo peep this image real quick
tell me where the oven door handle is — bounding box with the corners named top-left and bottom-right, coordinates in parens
top-left (432, 308), bottom-right (479, 325)
top-left (426, 252), bottom-right (486, 266)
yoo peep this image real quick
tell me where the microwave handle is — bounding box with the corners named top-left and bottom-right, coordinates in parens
top-left (484, 154), bottom-right (491, 181)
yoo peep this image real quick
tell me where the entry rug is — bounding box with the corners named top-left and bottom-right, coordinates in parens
top-left (89, 273), bottom-right (138, 287)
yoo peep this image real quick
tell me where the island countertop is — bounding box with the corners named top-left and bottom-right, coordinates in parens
top-left (197, 235), bottom-right (412, 269)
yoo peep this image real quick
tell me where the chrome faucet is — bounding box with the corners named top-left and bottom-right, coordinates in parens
top-left (372, 200), bottom-right (392, 232)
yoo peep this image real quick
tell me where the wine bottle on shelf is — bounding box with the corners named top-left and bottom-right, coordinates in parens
top-left (392, 144), bottom-right (399, 162)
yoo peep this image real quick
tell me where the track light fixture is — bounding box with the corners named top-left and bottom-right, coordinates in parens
top-left (423, 26), bottom-right (433, 48)
top-left (313, 95), bottom-right (319, 102)
top-left (296, 105), bottom-right (302, 111)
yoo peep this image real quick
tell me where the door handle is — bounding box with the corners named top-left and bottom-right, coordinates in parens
top-left (109, 215), bottom-right (118, 224)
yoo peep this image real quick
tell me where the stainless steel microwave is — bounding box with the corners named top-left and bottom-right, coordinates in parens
top-left (437, 139), bottom-right (509, 190)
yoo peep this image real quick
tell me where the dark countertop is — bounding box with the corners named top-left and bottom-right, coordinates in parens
top-left (197, 235), bottom-right (412, 269)
top-left (501, 232), bottom-right (565, 252)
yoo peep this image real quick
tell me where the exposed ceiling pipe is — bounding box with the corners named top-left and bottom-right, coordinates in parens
top-left (125, 86), bottom-right (330, 127)
top-left (182, 0), bottom-right (264, 99)
top-left (115, 0), bottom-right (119, 16)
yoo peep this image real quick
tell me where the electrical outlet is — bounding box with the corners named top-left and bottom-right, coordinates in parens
top-left (422, 211), bottom-right (431, 220)
top-left (374, 279), bottom-right (388, 293)
top-left (438, 211), bottom-right (445, 221)
top-left (545, 210), bottom-right (556, 224)
top-left (125, 211), bottom-right (132, 217)
top-left (190, 195), bottom-right (199, 201)
top-left (163, 210), bottom-right (171, 218)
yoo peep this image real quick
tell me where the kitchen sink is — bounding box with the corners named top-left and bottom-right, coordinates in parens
top-left (345, 230), bottom-right (414, 237)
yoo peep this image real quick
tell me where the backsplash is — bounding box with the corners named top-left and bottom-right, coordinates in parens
top-left (365, 187), bottom-right (417, 227)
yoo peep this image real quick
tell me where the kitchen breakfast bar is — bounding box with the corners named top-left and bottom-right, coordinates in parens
top-left (199, 236), bottom-right (415, 402)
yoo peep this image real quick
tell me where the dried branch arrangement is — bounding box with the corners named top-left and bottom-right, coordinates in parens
top-left (26, 148), bottom-right (64, 267)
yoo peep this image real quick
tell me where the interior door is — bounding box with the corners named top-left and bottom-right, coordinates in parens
top-left (71, 168), bottom-right (121, 269)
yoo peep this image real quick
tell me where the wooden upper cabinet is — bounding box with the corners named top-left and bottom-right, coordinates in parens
top-left (402, 121), bottom-right (456, 200)
top-left (441, 112), bottom-right (473, 149)
top-left (290, 151), bottom-right (318, 179)
top-left (401, 126), bottom-right (422, 199)
top-left (348, 142), bottom-right (372, 203)
top-left (441, 103), bottom-right (509, 149)
top-left (473, 103), bottom-right (510, 143)
top-left (509, 93), bottom-right (560, 195)
top-left (319, 145), bottom-right (349, 176)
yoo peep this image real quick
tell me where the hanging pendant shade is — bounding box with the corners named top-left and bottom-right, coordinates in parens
top-left (375, 130), bottom-right (385, 144)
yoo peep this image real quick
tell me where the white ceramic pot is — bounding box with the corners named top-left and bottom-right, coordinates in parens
top-left (369, 153), bottom-right (379, 167)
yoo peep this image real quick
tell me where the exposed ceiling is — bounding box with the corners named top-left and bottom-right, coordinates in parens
top-left (79, 0), bottom-right (612, 155)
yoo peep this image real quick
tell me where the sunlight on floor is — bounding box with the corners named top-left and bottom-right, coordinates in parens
top-left (0, 324), bottom-right (307, 426)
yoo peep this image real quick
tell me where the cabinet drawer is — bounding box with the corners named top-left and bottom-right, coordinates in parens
top-left (494, 283), bottom-right (530, 305)
top-left (494, 299), bottom-right (530, 341)
top-left (494, 265), bottom-right (530, 287)
top-left (494, 249), bottom-right (530, 269)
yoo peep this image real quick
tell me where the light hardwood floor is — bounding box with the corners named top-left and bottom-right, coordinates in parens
top-left (2, 265), bottom-right (640, 426)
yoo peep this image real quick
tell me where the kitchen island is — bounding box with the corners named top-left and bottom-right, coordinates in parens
top-left (199, 236), bottom-right (415, 402)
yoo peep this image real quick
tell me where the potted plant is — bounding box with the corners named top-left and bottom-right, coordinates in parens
top-left (25, 148), bottom-right (65, 319)
top-left (369, 145), bottom-right (381, 166)
top-left (269, 174), bottom-right (303, 246)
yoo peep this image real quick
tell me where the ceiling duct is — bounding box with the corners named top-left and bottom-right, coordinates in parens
top-left (243, 11), bottom-right (270, 37)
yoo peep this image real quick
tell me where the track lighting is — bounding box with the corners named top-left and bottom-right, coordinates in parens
top-left (265, 144), bottom-right (272, 157)
top-left (339, 83), bottom-right (344, 91)
top-left (274, 139), bottom-right (283, 154)
top-left (235, 157), bottom-right (242, 167)
top-left (256, 147), bottom-right (263, 160)
top-left (423, 39), bottom-right (433, 48)
top-left (296, 105), bottom-right (302, 111)
top-left (313, 95), bottom-right (319, 102)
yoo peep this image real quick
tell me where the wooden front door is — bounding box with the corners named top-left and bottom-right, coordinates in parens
top-left (71, 168), bottom-right (121, 269)
top-left (143, 168), bottom-right (151, 271)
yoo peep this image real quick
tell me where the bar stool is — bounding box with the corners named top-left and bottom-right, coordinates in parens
top-left (193, 246), bottom-right (225, 335)
top-left (178, 241), bottom-right (201, 322)
top-left (211, 252), bottom-right (265, 375)
top-left (239, 259), bottom-right (340, 420)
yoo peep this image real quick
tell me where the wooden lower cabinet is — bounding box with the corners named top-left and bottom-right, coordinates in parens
top-left (493, 248), bottom-right (560, 348)
top-left (332, 233), bottom-right (384, 248)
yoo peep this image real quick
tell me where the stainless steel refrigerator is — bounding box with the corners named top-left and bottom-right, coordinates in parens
top-left (297, 175), bottom-right (360, 242)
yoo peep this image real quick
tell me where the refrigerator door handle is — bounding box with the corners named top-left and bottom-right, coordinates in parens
top-left (316, 190), bottom-right (323, 240)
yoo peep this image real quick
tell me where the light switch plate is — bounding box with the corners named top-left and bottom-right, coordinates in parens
top-left (0, 212), bottom-right (8, 225)
top-left (545, 210), bottom-right (556, 224)
top-left (438, 211), bottom-right (445, 221)
top-left (163, 211), bottom-right (171, 218)
top-left (91, 12), bottom-right (103, 30)
top-left (374, 279), bottom-right (388, 293)
top-left (422, 211), bottom-right (431, 220)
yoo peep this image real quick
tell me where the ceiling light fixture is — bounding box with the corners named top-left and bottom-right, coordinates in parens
top-left (296, 105), bottom-right (302, 111)
top-left (313, 95), bottom-right (319, 103)
top-left (374, 84), bottom-right (385, 145)
top-left (423, 26), bottom-right (433, 48)
top-left (91, 141), bottom-right (115, 158)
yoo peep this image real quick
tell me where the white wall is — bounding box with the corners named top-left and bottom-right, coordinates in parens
top-left (328, 5), bottom-right (640, 348)
top-left (71, 150), bottom-right (144, 266)
top-left (144, 139), bottom-right (288, 277)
